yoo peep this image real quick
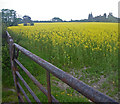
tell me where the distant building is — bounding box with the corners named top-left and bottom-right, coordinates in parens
top-left (87, 12), bottom-right (117, 22)
top-left (88, 13), bottom-right (93, 21)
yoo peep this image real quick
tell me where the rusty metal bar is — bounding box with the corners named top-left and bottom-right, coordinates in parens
top-left (15, 71), bottom-right (41, 103)
top-left (17, 82), bottom-right (31, 102)
top-left (15, 74), bottom-right (22, 103)
top-left (6, 31), bottom-right (12, 43)
top-left (14, 59), bottom-right (59, 103)
top-left (14, 43), bottom-right (118, 103)
top-left (6, 31), bottom-right (11, 38)
top-left (8, 34), bottom-right (16, 87)
top-left (16, 49), bottom-right (19, 58)
top-left (18, 93), bottom-right (24, 102)
top-left (13, 44), bottom-right (22, 102)
top-left (46, 71), bottom-right (52, 103)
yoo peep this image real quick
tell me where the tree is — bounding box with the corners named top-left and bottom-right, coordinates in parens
top-left (52, 17), bottom-right (63, 22)
top-left (1, 9), bottom-right (20, 26)
top-left (23, 15), bottom-right (34, 26)
top-left (108, 13), bottom-right (117, 22)
top-left (103, 13), bottom-right (107, 18)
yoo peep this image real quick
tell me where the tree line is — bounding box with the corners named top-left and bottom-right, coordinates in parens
top-left (86, 12), bottom-right (118, 22)
top-left (1, 9), bottom-right (22, 26)
top-left (1, 9), bottom-right (119, 27)
top-left (1, 9), bottom-right (34, 27)
top-left (34, 13), bottom-right (118, 23)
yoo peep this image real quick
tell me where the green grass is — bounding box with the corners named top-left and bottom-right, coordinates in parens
top-left (2, 42), bottom-right (88, 102)
top-left (2, 37), bottom-right (18, 103)
top-left (2, 88), bottom-right (18, 103)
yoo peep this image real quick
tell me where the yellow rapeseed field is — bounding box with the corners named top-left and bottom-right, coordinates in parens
top-left (8, 22), bottom-right (118, 68)
top-left (7, 22), bottom-right (118, 101)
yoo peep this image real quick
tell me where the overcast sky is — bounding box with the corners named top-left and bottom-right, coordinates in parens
top-left (0, 0), bottom-right (119, 21)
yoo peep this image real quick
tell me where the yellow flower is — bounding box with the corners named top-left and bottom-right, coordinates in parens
top-left (61, 92), bottom-right (65, 94)
top-left (70, 94), bottom-right (72, 96)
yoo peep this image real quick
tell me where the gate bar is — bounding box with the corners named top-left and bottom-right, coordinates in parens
top-left (17, 82), bottom-right (31, 102)
top-left (14, 59), bottom-right (59, 103)
top-left (16, 71), bottom-right (41, 103)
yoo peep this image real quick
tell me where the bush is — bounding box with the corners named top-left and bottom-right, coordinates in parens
top-left (24, 23), bottom-right (27, 26)
top-left (30, 23), bottom-right (34, 26)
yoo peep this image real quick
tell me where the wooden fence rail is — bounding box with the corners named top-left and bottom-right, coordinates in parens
top-left (6, 31), bottom-right (118, 104)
